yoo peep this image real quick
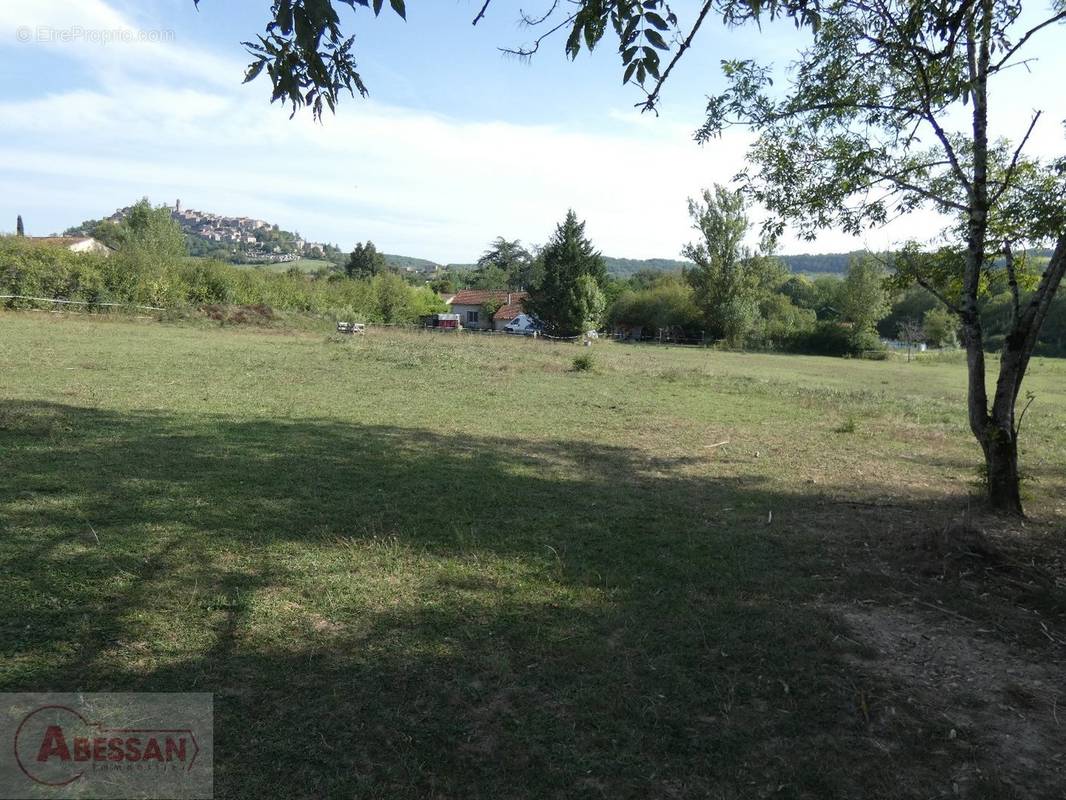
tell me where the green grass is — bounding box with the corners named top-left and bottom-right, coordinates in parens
top-left (238, 257), bottom-right (335, 272)
top-left (2, 312), bottom-right (1065, 798)
top-left (185, 256), bottom-right (336, 273)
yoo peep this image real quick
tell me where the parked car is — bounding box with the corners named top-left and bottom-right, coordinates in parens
top-left (504, 314), bottom-right (541, 335)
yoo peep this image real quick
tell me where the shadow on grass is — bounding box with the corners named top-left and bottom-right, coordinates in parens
top-left (0, 400), bottom-right (1053, 798)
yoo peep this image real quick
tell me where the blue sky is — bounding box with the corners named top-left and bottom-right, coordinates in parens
top-left (1, 0), bottom-right (1063, 262)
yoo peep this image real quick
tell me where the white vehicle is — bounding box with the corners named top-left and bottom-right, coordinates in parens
top-left (504, 314), bottom-right (541, 335)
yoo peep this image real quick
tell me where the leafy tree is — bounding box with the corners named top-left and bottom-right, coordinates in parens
top-left (476, 237), bottom-right (538, 290)
top-left (837, 256), bottom-right (889, 338)
top-left (1033, 294), bottom-right (1066, 357)
top-left (467, 262), bottom-right (509, 291)
top-left (878, 285), bottom-right (939, 339)
top-left (809, 276), bottom-right (844, 320)
top-left (625, 268), bottom-right (679, 292)
top-left (429, 274), bottom-right (456, 295)
top-left (608, 275), bottom-right (702, 339)
top-left (410, 284), bottom-right (449, 318)
top-left (923, 306), bottom-right (959, 349)
top-left (755, 293), bottom-right (817, 349)
top-left (480, 298), bottom-right (504, 329)
top-left (372, 271), bottom-right (411, 323)
top-left (119, 199), bottom-right (188, 260)
top-left (682, 185), bottom-right (783, 346)
top-left (695, 1), bottom-right (1066, 514)
top-left (778, 275), bottom-right (819, 311)
top-left (526, 210), bottom-right (607, 337)
top-left (346, 241), bottom-right (386, 280)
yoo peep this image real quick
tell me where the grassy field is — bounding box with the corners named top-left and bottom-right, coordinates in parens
top-left (235, 257), bottom-right (336, 273)
top-left (2, 312), bottom-right (1065, 799)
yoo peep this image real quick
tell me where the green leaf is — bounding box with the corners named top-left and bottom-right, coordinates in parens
top-left (644, 29), bottom-right (668, 50)
top-left (243, 58), bottom-right (267, 84)
top-left (643, 12), bottom-right (669, 31)
top-left (389, 0), bottom-right (406, 19)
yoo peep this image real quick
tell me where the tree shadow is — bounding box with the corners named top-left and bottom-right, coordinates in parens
top-left (1, 400), bottom-right (1061, 798)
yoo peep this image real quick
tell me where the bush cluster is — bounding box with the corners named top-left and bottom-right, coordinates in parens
top-left (0, 236), bottom-right (446, 324)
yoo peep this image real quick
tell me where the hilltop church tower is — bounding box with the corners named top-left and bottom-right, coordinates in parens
top-left (175, 199), bottom-right (182, 214)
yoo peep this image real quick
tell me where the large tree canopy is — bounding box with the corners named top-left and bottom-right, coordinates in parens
top-left (526, 210), bottom-right (607, 337)
top-left (682, 185), bottom-right (784, 345)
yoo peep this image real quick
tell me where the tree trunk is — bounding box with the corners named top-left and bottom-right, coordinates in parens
top-left (980, 427), bottom-right (1023, 515)
top-left (983, 235), bottom-right (1066, 514)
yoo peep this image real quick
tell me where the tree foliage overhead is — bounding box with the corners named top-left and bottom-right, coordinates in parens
top-left (201, 0), bottom-right (821, 119)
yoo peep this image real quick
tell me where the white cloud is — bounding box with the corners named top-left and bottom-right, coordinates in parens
top-left (0, 71), bottom-right (760, 260)
top-left (2, 0), bottom-right (1060, 260)
top-left (0, 0), bottom-right (242, 89)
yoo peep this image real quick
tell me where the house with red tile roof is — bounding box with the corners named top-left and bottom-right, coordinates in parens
top-left (446, 290), bottom-right (529, 331)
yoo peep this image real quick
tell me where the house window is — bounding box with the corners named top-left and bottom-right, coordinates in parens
top-left (467, 310), bottom-right (479, 324)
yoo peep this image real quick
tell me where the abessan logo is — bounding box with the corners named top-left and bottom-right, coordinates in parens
top-left (1, 693), bottom-right (213, 799)
top-left (15, 704), bottom-right (199, 785)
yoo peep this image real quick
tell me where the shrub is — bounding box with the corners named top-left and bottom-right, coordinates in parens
top-left (786, 322), bottom-right (886, 358)
top-left (787, 322), bottom-right (855, 356)
top-left (571, 353), bottom-right (595, 372)
top-left (0, 235), bottom-right (448, 321)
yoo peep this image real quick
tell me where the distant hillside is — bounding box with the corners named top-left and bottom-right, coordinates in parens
top-left (602, 253), bottom-right (867, 277)
top-left (602, 252), bottom-right (875, 276)
top-left (67, 200), bottom-right (344, 266)
top-left (602, 254), bottom-right (891, 277)
top-left (778, 252), bottom-right (874, 275)
top-left (603, 257), bottom-right (691, 276)
top-left (383, 253), bottom-right (442, 272)
top-left (393, 253), bottom-right (871, 277)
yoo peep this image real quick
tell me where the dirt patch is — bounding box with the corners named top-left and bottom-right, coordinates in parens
top-left (201, 304), bottom-right (275, 325)
top-left (841, 602), bottom-right (1066, 798)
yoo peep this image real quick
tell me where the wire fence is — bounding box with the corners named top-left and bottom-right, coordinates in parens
top-left (0, 295), bottom-right (165, 312)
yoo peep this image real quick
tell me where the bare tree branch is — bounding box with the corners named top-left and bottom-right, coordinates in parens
top-left (499, 4), bottom-right (572, 59)
top-left (991, 11), bottom-right (1066, 72)
top-left (990, 110), bottom-right (1041, 205)
top-left (471, 0), bottom-right (493, 26)
top-left (915, 275), bottom-right (963, 315)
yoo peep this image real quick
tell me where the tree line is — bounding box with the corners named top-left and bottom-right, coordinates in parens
top-left (3, 200), bottom-right (444, 324)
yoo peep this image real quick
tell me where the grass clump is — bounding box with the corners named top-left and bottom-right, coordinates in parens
top-left (571, 352), bottom-right (595, 372)
top-left (835, 415), bottom-right (859, 433)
